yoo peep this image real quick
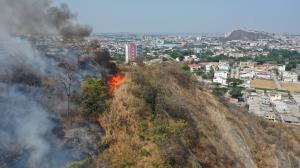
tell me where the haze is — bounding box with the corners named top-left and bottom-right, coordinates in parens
top-left (54, 0), bottom-right (300, 34)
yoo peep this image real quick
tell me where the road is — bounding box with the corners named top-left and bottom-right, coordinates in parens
top-left (272, 72), bottom-right (282, 90)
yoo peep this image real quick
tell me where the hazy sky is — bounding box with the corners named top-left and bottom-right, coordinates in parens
top-left (54, 0), bottom-right (300, 34)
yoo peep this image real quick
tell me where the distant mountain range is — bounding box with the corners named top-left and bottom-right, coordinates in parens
top-left (227, 30), bottom-right (272, 41)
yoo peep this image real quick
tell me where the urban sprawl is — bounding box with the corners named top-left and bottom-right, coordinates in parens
top-left (28, 30), bottom-right (300, 125)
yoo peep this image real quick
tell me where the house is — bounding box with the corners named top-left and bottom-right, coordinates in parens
top-left (240, 61), bottom-right (255, 69)
top-left (188, 64), bottom-right (201, 73)
top-left (214, 71), bottom-right (229, 79)
top-left (218, 61), bottom-right (230, 71)
top-left (199, 62), bottom-right (218, 73)
top-left (277, 65), bottom-right (286, 72)
top-left (184, 56), bottom-right (193, 62)
top-left (255, 71), bottom-right (272, 79)
top-left (264, 113), bottom-right (279, 122)
top-left (239, 68), bottom-right (255, 80)
top-left (272, 101), bottom-right (289, 114)
top-left (261, 96), bottom-right (270, 105)
top-left (255, 64), bottom-right (275, 72)
top-left (281, 71), bottom-right (298, 83)
top-left (213, 71), bottom-right (228, 86)
top-left (213, 77), bottom-right (227, 86)
top-left (281, 115), bottom-right (299, 124)
top-left (270, 93), bottom-right (282, 103)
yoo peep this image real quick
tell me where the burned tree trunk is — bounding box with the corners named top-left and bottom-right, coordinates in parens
top-left (60, 64), bottom-right (75, 118)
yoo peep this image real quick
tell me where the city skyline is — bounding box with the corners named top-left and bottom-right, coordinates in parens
top-left (54, 0), bottom-right (300, 34)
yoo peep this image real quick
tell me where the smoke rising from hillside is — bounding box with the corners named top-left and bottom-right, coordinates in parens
top-left (0, 36), bottom-right (49, 76)
top-left (0, 36), bottom-right (67, 168)
top-left (0, 0), bottom-right (92, 39)
top-left (0, 0), bottom-right (95, 167)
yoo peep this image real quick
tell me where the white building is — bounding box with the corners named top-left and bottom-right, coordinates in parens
top-left (240, 61), bottom-right (255, 69)
top-left (218, 61), bottom-right (230, 71)
top-left (270, 93), bottom-right (282, 103)
top-left (213, 71), bottom-right (228, 86)
top-left (239, 69), bottom-right (255, 80)
top-left (199, 62), bottom-right (218, 73)
top-left (277, 65), bottom-right (286, 72)
top-left (214, 71), bottom-right (228, 79)
top-left (281, 71), bottom-right (298, 83)
top-left (272, 101), bottom-right (289, 114)
top-left (255, 71), bottom-right (272, 79)
top-left (213, 77), bottom-right (227, 86)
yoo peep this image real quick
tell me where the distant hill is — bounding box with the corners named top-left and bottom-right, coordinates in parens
top-left (227, 30), bottom-right (272, 41)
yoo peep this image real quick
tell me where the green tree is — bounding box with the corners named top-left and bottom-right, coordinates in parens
top-left (229, 87), bottom-right (243, 98)
top-left (208, 67), bottom-right (214, 79)
top-left (227, 78), bottom-right (243, 88)
top-left (213, 87), bottom-right (228, 96)
top-left (227, 78), bottom-right (244, 98)
top-left (170, 51), bottom-right (183, 59)
top-left (181, 65), bottom-right (190, 72)
top-left (80, 78), bottom-right (109, 117)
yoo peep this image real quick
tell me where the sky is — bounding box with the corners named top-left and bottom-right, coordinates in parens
top-left (54, 0), bottom-right (300, 34)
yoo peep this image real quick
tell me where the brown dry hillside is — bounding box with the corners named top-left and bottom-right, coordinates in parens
top-left (97, 63), bottom-right (300, 168)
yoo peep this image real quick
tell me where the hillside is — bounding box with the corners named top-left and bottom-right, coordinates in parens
top-left (227, 30), bottom-right (272, 41)
top-left (94, 63), bottom-right (300, 168)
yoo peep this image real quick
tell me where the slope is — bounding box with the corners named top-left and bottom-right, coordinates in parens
top-left (97, 63), bottom-right (300, 168)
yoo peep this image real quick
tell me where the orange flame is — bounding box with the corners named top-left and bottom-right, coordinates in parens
top-left (108, 73), bottom-right (124, 92)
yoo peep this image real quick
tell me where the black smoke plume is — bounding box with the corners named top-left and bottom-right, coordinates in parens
top-left (0, 0), bottom-right (92, 39)
top-left (86, 40), bottom-right (119, 76)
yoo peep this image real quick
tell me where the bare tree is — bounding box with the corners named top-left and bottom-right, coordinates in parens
top-left (59, 64), bottom-right (75, 117)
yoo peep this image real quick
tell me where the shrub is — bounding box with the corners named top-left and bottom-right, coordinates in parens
top-left (80, 78), bottom-right (108, 117)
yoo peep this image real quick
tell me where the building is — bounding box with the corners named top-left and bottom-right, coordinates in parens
top-left (199, 62), bottom-right (218, 73)
top-left (296, 64), bottom-right (300, 76)
top-left (125, 42), bottom-right (143, 64)
top-left (188, 64), bottom-right (201, 73)
top-left (281, 71), bottom-right (298, 83)
top-left (214, 71), bottom-right (228, 79)
top-left (213, 71), bottom-right (228, 86)
top-left (240, 61), bottom-right (255, 69)
top-left (277, 65), bottom-right (286, 72)
top-left (213, 77), bottom-right (227, 86)
top-left (255, 71), bottom-right (272, 79)
top-left (218, 61), bottom-right (230, 71)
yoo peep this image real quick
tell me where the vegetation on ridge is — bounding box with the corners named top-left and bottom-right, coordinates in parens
top-left (78, 63), bottom-right (300, 168)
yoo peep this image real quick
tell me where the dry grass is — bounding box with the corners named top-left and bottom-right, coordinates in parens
top-left (97, 63), bottom-right (300, 168)
top-left (251, 79), bottom-right (276, 90)
top-left (282, 82), bottom-right (300, 92)
top-left (98, 77), bottom-right (164, 167)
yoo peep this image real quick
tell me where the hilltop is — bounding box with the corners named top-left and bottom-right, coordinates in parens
top-left (85, 63), bottom-right (300, 168)
top-left (227, 30), bottom-right (272, 41)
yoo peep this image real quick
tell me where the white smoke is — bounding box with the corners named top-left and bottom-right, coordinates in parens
top-left (0, 0), bottom-right (94, 167)
top-left (0, 34), bottom-right (49, 76)
top-left (0, 83), bottom-right (54, 167)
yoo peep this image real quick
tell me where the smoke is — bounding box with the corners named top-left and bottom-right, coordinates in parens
top-left (0, 1), bottom-right (100, 167)
top-left (87, 40), bottom-right (119, 76)
top-left (0, 0), bottom-right (92, 39)
top-left (0, 84), bottom-right (53, 167)
top-left (0, 34), bottom-right (67, 168)
top-left (0, 34), bottom-right (100, 168)
top-left (0, 35), bottom-right (49, 75)
top-left (60, 24), bottom-right (93, 40)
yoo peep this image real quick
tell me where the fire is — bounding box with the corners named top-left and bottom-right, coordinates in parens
top-left (108, 73), bottom-right (124, 92)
